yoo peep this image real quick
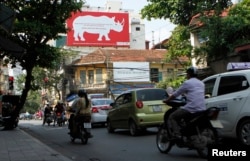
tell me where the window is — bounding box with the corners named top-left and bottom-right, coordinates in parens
top-left (123, 93), bottom-right (132, 104)
top-left (115, 95), bottom-right (124, 106)
top-left (218, 75), bottom-right (249, 96)
top-left (204, 78), bottom-right (216, 97)
top-left (96, 68), bottom-right (103, 83)
top-left (91, 99), bottom-right (113, 106)
top-left (136, 27), bottom-right (140, 31)
top-left (80, 70), bottom-right (86, 84)
top-left (137, 89), bottom-right (166, 101)
top-left (167, 68), bottom-right (174, 78)
top-left (88, 70), bottom-right (94, 84)
top-left (150, 68), bottom-right (159, 83)
top-left (158, 72), bottom-right (163, 81)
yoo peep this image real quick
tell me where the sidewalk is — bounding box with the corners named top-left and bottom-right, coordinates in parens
top-left (0, 126), bottom-right (72, 161)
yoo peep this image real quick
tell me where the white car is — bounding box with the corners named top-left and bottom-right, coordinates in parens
top-left (203, 66), bottom-right (250, 146)
top-left (90, 98), bottom-right (114, 126)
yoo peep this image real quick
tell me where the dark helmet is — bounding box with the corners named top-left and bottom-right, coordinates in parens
top-left (186, 66), bottom-right (198, 77)
top-left (78, 89), bottom-right (86, 97)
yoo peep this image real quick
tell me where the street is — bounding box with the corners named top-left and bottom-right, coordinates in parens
top-left (19, 119), bottom-right (206, 161)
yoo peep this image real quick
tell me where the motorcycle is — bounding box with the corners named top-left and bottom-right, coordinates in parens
top-left (68, 114), bottom-right (92, 144)
top-left (156, 96), bottom-right (223, 158)
top-left (0, 102), bottom-right (19, 129)
top-left (56, 112), bottom-right (64, 126)
top-left (45, 113), bottom-right (53, 126)
top-left (0, 115), bottom-right (19, 129)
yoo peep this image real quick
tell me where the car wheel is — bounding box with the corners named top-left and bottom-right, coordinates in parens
top-left (129, 120), bottom-right (139, 136)
top-left (237, 119), bottom-right (250, 146)
top-left (107, 120), bottom-right (114, 133)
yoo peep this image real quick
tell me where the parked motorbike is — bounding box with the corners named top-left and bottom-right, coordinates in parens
top-left (0, 102), bottom-right (19, 129)
top-left (68, 114), bottom-right (92, 144)
top-left (156, 96), bottom-right (223, 158)
top-left (0, 115), bottom-right (19, 129)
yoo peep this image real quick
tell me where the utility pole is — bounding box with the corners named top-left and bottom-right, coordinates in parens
top-left (105, 50), bottom-right (110, 98)
top-left (152, 31), bottom-right (155, 47)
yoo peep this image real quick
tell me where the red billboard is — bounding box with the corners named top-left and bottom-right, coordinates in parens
top-left (66, 11), bottom-right (130, 47)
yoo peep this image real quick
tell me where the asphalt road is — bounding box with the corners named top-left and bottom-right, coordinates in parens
top-left (19, 119), bottom-right (208, 161)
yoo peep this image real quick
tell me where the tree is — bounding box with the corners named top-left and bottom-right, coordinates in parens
top-left (193, 0), bottom-right (250, 61)
top-left (141, 0), bottom-right (233, 26)
top-left (0, 0), bottom-right (83, 129)
top-left (164, 25), bottom-right (192, 66)
top-left (156, 75), bottom-right (185, 90)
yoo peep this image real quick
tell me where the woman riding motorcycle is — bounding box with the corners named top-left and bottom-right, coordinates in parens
top-left (68, 89), bottom-right (92, 138)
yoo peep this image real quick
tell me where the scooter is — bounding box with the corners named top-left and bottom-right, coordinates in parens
top-left (68, 114), bottom-right (92, 144)
top-left (156, 96), bottom-right (223, 158)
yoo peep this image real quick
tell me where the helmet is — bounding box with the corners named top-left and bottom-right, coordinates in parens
top-left (78, 89), bottom-right (86, 97)
top-left (186, 66), bottom-right (198, 77)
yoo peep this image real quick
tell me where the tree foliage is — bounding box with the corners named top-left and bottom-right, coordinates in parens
top-left (0, 0), bottom-right (83, 128)
top-left (156, 75), bottom-right (185, 89)
top-left (141, 0), bottom-right (233, 26)
top-left (141, 0), bottom-right (234, 88)
top-left (164, 25), bottom-right (192, 66)
top-left (194, 0), bottom-right (250, 60)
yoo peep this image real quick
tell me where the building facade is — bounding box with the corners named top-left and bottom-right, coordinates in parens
top-left (68, 48), bottom-right (187, 98)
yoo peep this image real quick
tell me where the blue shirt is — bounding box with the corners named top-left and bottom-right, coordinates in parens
top-left (172, 78), bottom-right (206, 113)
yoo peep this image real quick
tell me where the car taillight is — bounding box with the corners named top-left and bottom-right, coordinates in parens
top-left (92, 107), bottom-right (99, 113)
top-left (136, 100), bottom-right (143, 109)
top-left (207, 107), bottom-right (220, 120)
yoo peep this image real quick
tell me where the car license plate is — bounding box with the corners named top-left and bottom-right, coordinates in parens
top-left (99, 110), bottom-right (107, 114)
top-left (210, 120), bottom-right (223, 128)
top-left (83, 123), bottom-right (92, 129)
top-left (152, 105), bottom-right (162, 112)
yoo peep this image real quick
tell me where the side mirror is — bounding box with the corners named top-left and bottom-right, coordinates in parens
top-left (110, 102), bottom-right (114, 107)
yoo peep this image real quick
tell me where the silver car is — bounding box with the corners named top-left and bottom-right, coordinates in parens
top-left (90, 98), bottom-right (114, 126)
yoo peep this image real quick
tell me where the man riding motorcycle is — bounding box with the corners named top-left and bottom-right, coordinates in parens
top-left (164, 66), bottom-right (206, 139)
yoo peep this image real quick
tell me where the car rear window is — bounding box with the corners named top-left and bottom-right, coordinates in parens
top-left (136, 89), bottom-right (166, 101)
top-left (91, 99), bottom-right (113, 106)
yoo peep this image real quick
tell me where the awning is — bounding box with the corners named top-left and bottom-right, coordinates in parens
top-left (235, 43), bottom-right (250, 53)
top-left (0, 4), bottom-right (24, 58)
top-left (0, 4), bottom-right (16, 33)
top-left (0, 35), bottom-right (25, 58)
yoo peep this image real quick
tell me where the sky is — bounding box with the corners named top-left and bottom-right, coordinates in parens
top-left (84, 0), bottom-right (176, 46)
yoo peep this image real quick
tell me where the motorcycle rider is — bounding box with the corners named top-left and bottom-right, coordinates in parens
top-left (68, 89), bottom-right (92, 137)
top-left (53, 100), bottom-right (64, 126)
top-left (43, 103), bottom-right (51, 125)
top-left (163, 66), bottom-right (206, 139)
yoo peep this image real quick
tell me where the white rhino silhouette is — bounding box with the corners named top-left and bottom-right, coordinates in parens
top-left (73, 15), bottom-right (124, 41)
